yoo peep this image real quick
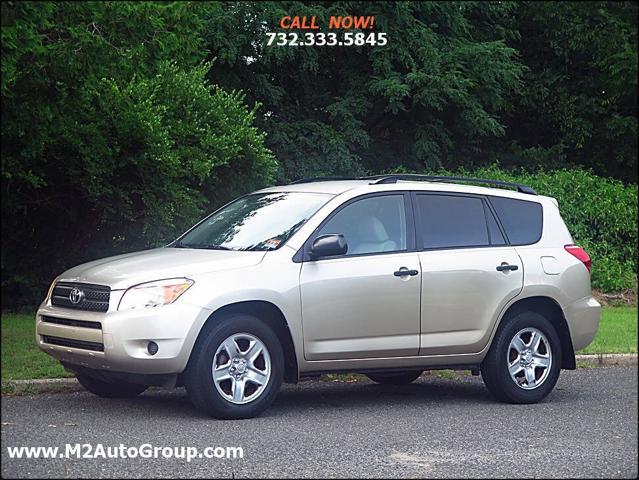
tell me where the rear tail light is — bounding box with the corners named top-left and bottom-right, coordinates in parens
top-left (565, 244), bottom-right (591, 272)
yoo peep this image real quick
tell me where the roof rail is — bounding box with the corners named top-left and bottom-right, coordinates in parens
top-left (367, 174), bottom-right (537, 195)
top-left (289, 174), bottom-right (538, 195)
top-left (290, 176), bottom-right (358, 184)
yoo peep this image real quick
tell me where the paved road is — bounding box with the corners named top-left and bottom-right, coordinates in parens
top-left (1, 367), bottom-right (637, 478)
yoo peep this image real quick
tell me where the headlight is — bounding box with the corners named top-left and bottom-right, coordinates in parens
top-left (118, 278), bottom-right (194, 311)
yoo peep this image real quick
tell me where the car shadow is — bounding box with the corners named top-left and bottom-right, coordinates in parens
top-left (274, 377), bottom-right (494, 409)
top-left (60, 374), bottom-right (581, 420)
top-left (124, 376), bottom-right (496, 419)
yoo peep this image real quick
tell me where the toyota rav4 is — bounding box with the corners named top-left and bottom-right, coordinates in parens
top-left (36, 175), bottom-right (600, 419)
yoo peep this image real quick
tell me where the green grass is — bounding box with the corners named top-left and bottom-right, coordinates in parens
top-left (430, 369), bottom-right (460, 380)
top-left (577, 306), bottom-right (637, 354)
top-left (1, 306), bottom-right (636, 382)
top-left (1, 313), bottom-right (71, 381)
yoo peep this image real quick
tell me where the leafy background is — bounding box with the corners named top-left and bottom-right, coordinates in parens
top-left (1, 1), bottom-right (637, 306)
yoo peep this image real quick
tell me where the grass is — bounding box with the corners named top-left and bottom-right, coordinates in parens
top-left (577, 306), bottom-right (637, 354)
top-left (1, 306), bottom-right (636, 382)
top-left (321, 373), bottom-right (367, 383)
top-left (429, 369), bottom-right (460, 381)
top-left (1, 313), bottom-right (72, 382)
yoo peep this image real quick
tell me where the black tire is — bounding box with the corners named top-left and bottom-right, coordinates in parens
top-left (366, 370), bottom-right (422, 385)
top-left (481, 310), bottom-right (562, 404)
top-left (184, 313), bottom-right (284, 420)
top-left (76, 375), bottom-right (147, 398)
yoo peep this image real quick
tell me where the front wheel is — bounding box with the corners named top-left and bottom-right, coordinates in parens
top-left (184, 314), bottom-right (284, 419)
top-left (366, 370), bottom-right (422, 385)
top-left (76, 375), bottom-right (147, 398)
top-left (481, 311), bottom-right (561, 404)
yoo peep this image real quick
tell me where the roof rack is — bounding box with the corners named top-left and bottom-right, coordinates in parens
top-left (367, 174), bottom-right (537, 195)
top-left (290, 176), bottom-right (358, 184)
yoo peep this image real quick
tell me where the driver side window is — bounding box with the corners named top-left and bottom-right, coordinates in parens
top-left (316, 195), bottom-right (407, 256)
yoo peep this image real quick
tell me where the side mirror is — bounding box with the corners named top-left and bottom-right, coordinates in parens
top-left (310, 234), bottom-right (347, 258)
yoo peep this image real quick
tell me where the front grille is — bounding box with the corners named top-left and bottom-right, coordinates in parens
top-left (41, 315), bottom-right (101, 330)
top-left (51, 282), bottom-right (110, 312)
top-left (42, 335), bottom-right (104, 352)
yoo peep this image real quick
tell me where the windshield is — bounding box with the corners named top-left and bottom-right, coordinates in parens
top-left (175, 192), bottom-right (332, 251)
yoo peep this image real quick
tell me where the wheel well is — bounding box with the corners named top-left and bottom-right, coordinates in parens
top-left (499, 296), bottom-right (576, 369)
top-left (193, 301), bottom-right (299, 383)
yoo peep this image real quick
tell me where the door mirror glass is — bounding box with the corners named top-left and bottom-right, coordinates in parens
top-left (310, 234), bottom-right (348, 258)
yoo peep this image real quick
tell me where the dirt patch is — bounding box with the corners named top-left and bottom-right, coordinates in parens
top-left (592, 289), bottom-right (637, 307)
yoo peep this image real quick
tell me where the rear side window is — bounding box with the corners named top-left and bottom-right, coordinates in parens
top-left (489, 196), bottom-right (543, 245)
top-left (416, 194), bottom-right (491, 249)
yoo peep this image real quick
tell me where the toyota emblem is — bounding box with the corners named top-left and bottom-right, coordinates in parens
top-left (69, 287), bottom-right (84, 304)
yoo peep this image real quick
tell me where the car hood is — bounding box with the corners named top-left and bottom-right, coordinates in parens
top-left (57, 247), bottom-right (267, 290)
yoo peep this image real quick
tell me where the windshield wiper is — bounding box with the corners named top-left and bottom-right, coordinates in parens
top-left (173, 242), bottom-right (232, 251)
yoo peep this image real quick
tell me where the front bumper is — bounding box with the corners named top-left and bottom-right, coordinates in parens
top-left (35, 300), bottom-right (212, 375)
top-left (564, 295), bottom-right (601, 351)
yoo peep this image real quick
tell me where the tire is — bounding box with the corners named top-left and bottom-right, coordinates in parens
top-left (76, 375), bottom-right (147, 398)
top-left (481, 310), bottom-right (562, 404)
top-left (184, 313), bottom-right (284, 419)
top-left (366, 370), bottom-right (422, 385)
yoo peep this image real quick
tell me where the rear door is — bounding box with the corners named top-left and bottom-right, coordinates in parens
top-left (414, 192), bottom-right (524, 355)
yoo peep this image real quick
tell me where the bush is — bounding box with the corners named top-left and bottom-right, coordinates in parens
top-left (1, 2), bottom-right (276, 307)
top-left (416, 166), bottom-right (637, 292)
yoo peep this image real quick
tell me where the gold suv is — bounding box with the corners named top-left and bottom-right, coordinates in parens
top-left (36, 175), bottom-right (600, 419)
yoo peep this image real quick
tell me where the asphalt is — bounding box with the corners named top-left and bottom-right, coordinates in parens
top-left (1, 367), bottom-right (637, 478)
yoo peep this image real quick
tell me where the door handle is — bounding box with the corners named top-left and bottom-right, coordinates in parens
top-left (394, 268), bottom-right (419, 277)
top-left (496, 263), bottom-right (519, 272)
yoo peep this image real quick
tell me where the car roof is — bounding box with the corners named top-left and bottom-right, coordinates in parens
top-left (257, 179), bottom-right (546, 202)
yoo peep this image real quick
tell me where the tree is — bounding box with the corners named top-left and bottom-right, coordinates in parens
top-left (200, 1), bottom-right (525, 181)
top-left (502, 1), bottom-right (637, 181)
top-left (1, 1), bottom-right (276, 306)
top-left (199, 1), bottom-right (637, 182)
top-left (2, 1), bottom-right (636, 306)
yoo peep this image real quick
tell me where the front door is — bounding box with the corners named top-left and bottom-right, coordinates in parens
top-left (300, 193), bottom-right (421, 360)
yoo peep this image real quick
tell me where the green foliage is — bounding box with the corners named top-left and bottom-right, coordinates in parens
top-left (417, 166), bottom-right (638, 292)
top-left (1, 1), bottom-right (637, 305)
top-left (201, 1), bottom-right (525, 180)
top-left (1, 2), bottom-right (276, 306)
top-left (200, 1), bottom-right (637, 183)
top-left (502, 1), bottom-right (638, 181)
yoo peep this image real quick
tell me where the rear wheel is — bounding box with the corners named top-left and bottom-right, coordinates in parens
top-left (481, 311), bottom-right (561, 404)
top-left (366, 370), bottom-right (422, 385)
top-left (184, 314), bottom-right (284, 419)
top-left (76, 375), bottom-right (147, 398)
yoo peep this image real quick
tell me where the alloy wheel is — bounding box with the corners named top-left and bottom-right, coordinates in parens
top-left (212, 333), bottom-right (271, 404)
top-left (507, 327), bottom-right (552, 390)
